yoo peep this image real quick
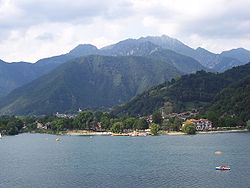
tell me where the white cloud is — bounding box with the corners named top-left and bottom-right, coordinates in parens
top-left (0, 0), bottom-right (249, 62)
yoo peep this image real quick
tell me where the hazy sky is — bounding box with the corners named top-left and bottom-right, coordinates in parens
top-left (0, 0), bottom-right (250, 62)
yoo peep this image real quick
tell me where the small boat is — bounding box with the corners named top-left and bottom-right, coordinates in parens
top-left (216, 165), bottom-right (230, 170)
top-left (214, 151), bottom-right (223, 155)
top-left (56, 138), bottom-right (61, 141)
top-left (0, 133), bottom-right (2, 139)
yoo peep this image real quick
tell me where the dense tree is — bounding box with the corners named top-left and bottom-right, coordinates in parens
top-left (152, 111), bottom-right (163, 124)
top-left (6, 121), bottom-right (19, 135)
top-left (206, 111), bottom-right (219, 127)
top-left (150, 123), bottom-right (160, 136)
top-left (134, 118), bottom-right (149, 130)
top-left (75, 111), bottom-right (95, 130)
top-left (207, 75), bottom-right (250, 122)
top-left (246, 120), bottom-right (250, 131)
top-left (123, 117), bottom-right (136, 130)
top-left (99, 113), bottom-right (111, 130)
top-left (51, 119), bottom-right (65, 131)
top-left (161, 119), bottom-right (171, 131)
top-left (161, 117), bottom-right (182, 132)
top-left (111, 122), bottom-right (123, 133)
top-left (182, 121), bottom-right (196, 134)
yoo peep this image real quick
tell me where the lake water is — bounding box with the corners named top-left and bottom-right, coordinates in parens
top-left (1, 133), bottom-right (250, 188)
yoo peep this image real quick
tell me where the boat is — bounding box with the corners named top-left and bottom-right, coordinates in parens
top-left (56, 138), bottom-right (61, 141)
top-left (214, 151), bottom-right (223, 155)
top-left (0, 133), bottom-right (2, 139)
top-left (216, 165), bottom-right (230, 170)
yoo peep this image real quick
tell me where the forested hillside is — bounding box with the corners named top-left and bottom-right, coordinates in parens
top-left (112, 63), bottom-right (250, 117)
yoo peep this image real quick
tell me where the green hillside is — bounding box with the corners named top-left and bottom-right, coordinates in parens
top-left (0, 55), bottom-right (181, 115)
top-left (208, 75), bottom-right (250, 121)
top-left (112, 62), bottom-right (250, 116)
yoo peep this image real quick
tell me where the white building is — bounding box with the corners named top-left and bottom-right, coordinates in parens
top-left (189, 119), bottom-right (212, 131)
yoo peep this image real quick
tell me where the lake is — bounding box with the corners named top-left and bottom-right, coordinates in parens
top-left (1, 133), bottom-right (250, 188)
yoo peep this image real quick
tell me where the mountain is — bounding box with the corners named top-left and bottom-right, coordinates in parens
top-left (221, 48), bottom-right (250, 64)
top-left (0, 39), bottom-right (204, 98)
top-left (148, 48), bottom-right (207, 74)
top-left (68, 44), bottom-right (99, 56)
top-left (0, 55), bottom-right (74, 98)
top-left (139, 35), bottom-right (196, 58)
top-left (138, 35), bottom-right (245, 71)
top-left (1, 35), bottom-right (249, 98)
top-left (102, 39), bottom-right (161, 56)
top-left (102, 39), bottom-right (206, 73)
top-left (0, 55), bottom-right (181, 115)
top-left (0, 60), bottom-right (40, 98)
top-left (0, 44), bottom-right (103, 98)
top-left (194, 47), bottom-right (241, 72)
top-left (34, 44), bottom-right (101, 72)
top-left (34, 39), bottom-right (205, 75)
top-left (112, 62), bottom-right (250, 116)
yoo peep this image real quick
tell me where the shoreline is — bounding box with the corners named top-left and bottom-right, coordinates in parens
top-left (197, 129), bottom-right (248, 134)
top-left (65, 129), bottom-right (249, 136)
top-left (65, 130), bottom-right (112, 136)
top-left (2, 129), bottom-right (248, 137)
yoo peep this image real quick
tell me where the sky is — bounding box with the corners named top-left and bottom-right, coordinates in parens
top-left (0, 0), bottom-right (250, 62)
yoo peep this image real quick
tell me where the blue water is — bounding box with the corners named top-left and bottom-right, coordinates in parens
top-left (1, 133), bottom-right (250, 188)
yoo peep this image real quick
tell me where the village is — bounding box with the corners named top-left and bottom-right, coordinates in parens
top-left (32, 109), bottom-right (223, 136)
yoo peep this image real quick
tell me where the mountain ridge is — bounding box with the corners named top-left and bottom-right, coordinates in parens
top-left (1, 35), bottom-right (250, 99)
top-left (0, 55), bottom-right (182, 115)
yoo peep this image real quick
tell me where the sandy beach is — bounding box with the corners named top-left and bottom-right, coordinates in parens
top-left (66, 130), bottom-right (112, 136)
top-left (64, 129), bottom-right (248, 136)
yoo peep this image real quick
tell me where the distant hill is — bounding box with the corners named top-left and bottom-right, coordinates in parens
top-left (0, 55), bottom-right (181, 115)
top-left (0, 44), bottom-right (107, 98)
top-left (194, 47), bottom-right (241, 72)
top-left (148, 48), bottom-right (208, 74)
top-left (221, 48), bottom-right (250, 64)
top-left (112, 62), bottom-right (250, 116)
top-left (0, 60), bottom-right (40, 98)
top-left (0, 55), bottom-right (76, 97)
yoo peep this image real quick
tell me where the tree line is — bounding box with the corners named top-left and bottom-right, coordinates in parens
top-left (1, 110), bottom-right (249, 136)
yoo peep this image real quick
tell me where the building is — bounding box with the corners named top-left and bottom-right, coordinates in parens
top-left (146, 115), bottom-right (153, 124)
top-left (164, 111), bottom-right (199, 120)
top-left (36, 122), bottom-right (49, 129)
top-left (189, 119), bottom-right (212, 131)
top-left (55, 112), bottom-right (76, 119)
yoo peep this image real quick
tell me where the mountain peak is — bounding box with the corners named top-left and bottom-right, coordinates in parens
top-left (221, 47), bottom-right (250, 63)
top-left (196, 47), bottom-right (205, 51)
top-left (0, 59), bottom-right (6, 64)
top-left (69, 44), bottom-right (99, 56)
top-left (139, 35), bottom-right (180, 43)
top-left (222, 47), bottom-right (250, 53)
